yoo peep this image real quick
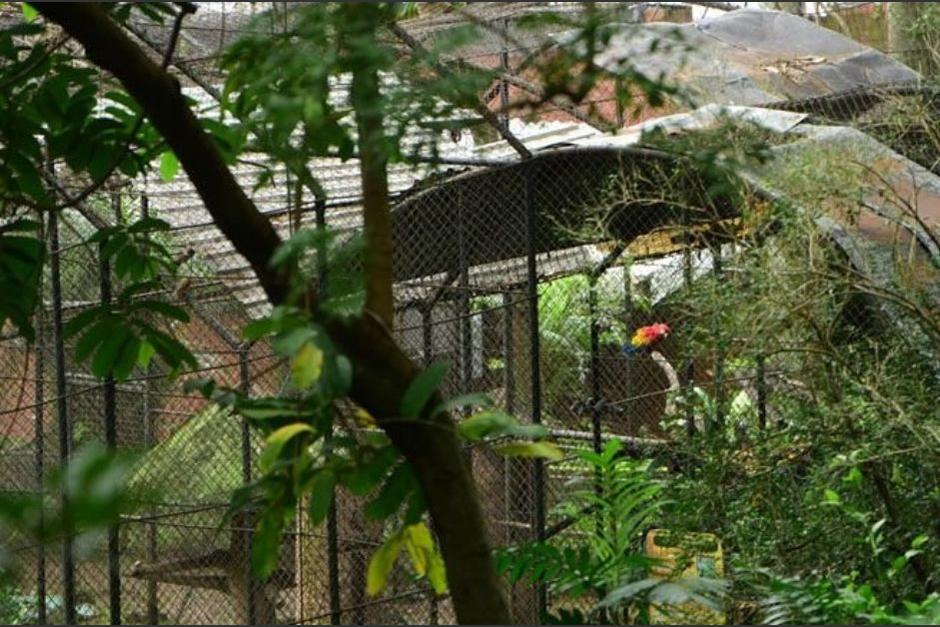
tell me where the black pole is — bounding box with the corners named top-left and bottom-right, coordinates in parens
top-left (622, 260), bottom-right (633, 433)
top-left (239, 346), bottom-right (257, 625)
top-left (458, 186), bottom-right (472, 409)
top-left (682, 207), bottom-right (696, 437)
top-left (140, 192), bottom-right (159, 625)
top-left (756, 353), bottom-right (767, 430)
top-left (712, 245), bottom-right (725, 431)
top-left (588, 276), bottom-right (602, 454)
top-left (49, 206), bottom-right (77, 625)
top-left (524, 167), bottom-right (547, 620)
top-left (422, 307), bottom-right (434, 368)
top-left (102, 193), bottom-right (121, 625)
top-left (313, 196), bottom-right (342, 626)
top-left (34, 211), bottom-right (47, 626)
top-left (502, 292), bottom-right (515, 415)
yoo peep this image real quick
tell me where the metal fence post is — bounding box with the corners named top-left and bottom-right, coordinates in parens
top-left (102, 192), bottom-right (122, 625)
top-left (238, 345), bottom-right (257, 625)
top-left (49, 204), bottom-right (77, 625)
top-left (140, 191), bottom-right (159, 625)
top-left (588, 274), bottom-right (602, 454)
top-left (524, 166), bottom-right (547, 621)
top-left (313, 196), bottom-right (342, 625)
top-left (34, 210), bottom-right (47, 626)
top-left (622, 259), bottom-right (633, 433)
top-left (458, 186), bottom-right (472, 408)
top-left (682, 207), bottom-right (696, 438)
top-left (756, 353), bottom-right (767, 430)
top-left (712, 245), bottom-right (725, 431)
top-left (502, 292), bottom-right (515, 415)
top-left (498, 23), bottom-right (510, 132)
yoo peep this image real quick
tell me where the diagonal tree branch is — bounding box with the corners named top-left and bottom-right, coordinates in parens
top-left (36, 3), bottom-right (290, 306)
top-left (37, 4), bottom-right (511, 623)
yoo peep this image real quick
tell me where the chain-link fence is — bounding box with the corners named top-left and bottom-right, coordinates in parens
top-left (3, 2), bottom-right (940, 625)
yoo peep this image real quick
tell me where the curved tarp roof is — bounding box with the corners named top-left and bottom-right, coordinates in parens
top-left (591, 8), bottom-right (920, 107)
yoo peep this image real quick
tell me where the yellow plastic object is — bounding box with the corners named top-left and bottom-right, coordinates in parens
top-left (644, 528), bottom-right (725, 625)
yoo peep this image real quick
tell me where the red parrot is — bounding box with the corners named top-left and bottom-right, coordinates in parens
top-left (622, 322), bottom-right (671, 356)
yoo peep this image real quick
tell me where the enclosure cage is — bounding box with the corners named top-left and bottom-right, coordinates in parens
top-left (4, 2), bottom-right (940, 625)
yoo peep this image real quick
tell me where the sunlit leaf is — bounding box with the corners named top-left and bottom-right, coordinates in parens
top-left (367, 530), bottom-right (404, 596)
top-left (159, 150), bottom-right (179, 182)
top-left (21, 3), bottom-right (38, 22)
top-left (291, 341), bottom-right (324, 389)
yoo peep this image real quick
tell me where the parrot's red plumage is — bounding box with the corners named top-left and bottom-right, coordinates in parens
top-left (623, 323), bottom-right (671, 356)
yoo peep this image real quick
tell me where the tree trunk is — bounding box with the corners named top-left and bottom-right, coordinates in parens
top-left (350, 22), bottom-right (395, 328)
top-left (36, 4), bottom-right (511, 624)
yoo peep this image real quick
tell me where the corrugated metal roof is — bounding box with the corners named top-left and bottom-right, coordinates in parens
top-left (137, 8), bottom-right (926, 320)
top-left (590, 8), bottom-right (920, 107)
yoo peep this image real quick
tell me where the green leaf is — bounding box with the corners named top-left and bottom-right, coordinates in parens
top-left (458, 411), bottom-right (548, 442)
top-left (21, 3), bottom-right (38, 22)
top-left (494, 441), bottom-right (564, 461)
top-left (343, 446), bottom-right (399, 496)
top-left (63, 306), bottom-right (104, 340)
top-left (272, 325), bottom-right (318, 357)
top-left (259, 423), bottom-right (315, 473)
top-left (400, 361), bottom-right (448, 418)
top-left (367, 530), bottom-right (404, 597)
top-left (291, 342), bottom-right (323, 390)
top-left (112, 335), bottom-right (142, 381)
top-left (365, 462), bottom-right (415, 521)
top-left (243, 316), bottom-right (277, 341)
top-left (307, 469), bottom-right (335, 525)
top-left (251, 506), bottom-right (285, 580)
top-left (132, 300), bottom-right (190, 322)
top-left (73, 319), bottom-right (111, 363)
top-left (137, 340), bottom-right (156, 368)
top-left (823, 489), bottom-right (841, 505)
top-left (91, 325), bottom-right (132, 378)
top-left (458, 411), bottom-right (515, 441)
top-left (432, 392), bottom-right (493, 417)
top-left (126, 217), bottom-right (171, 234)
top-left (159, 151), bottom-right (180, 182)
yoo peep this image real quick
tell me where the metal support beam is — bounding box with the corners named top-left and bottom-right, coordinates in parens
top-left (49, 203), bottom-right (76, 626)
top-left (102, 193), bottom-right (122, 625)
top-left (588, 276), bottom-right (603, 454)
top-left (33, 211), bottom-right (47, 626)
top-left (140, 191), bottom-right (160, 626)
top-left (524, 167), bottom-right (547, 618)
top-left (238, 346), bottom-right (257, 625)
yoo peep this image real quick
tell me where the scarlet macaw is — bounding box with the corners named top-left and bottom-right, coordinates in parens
top-left (622, 322), bottom-right (671, 356)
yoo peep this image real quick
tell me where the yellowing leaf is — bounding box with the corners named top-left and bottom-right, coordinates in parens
top-left (354, 408), bottom-right (376, 428)
top-left (291, 341), bottom-right (323, 389)
top-left (403, 523), bottom-right (434, 576)
top-left (427, 547), bottom-right (448, 595)
top-left (367, 530), bottom-right (404, 596)
top-left (494, 441), bottom-right (564, 461)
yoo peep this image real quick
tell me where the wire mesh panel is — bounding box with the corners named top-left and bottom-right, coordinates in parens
top-left (5, 2), bottom-right (940, 624)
